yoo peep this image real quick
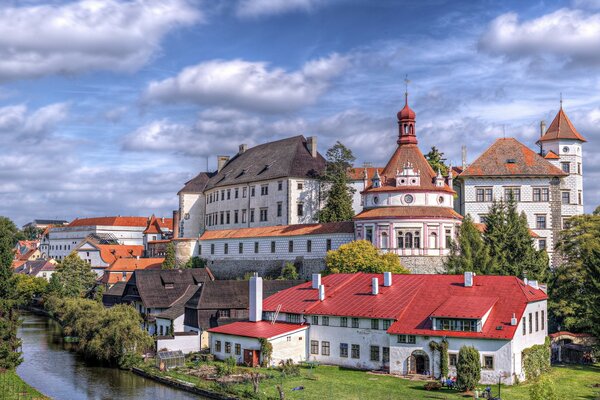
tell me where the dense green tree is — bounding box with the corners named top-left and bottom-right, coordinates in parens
top-left (593, 205), bottom-right (600, 215)
top-left (424, 146), bottom-right (449, 175)
top-left (279, 262), bottom-right (299, 280)
top-left (49, 253), bottom-right (97, 298)
top-left (550, 214), bottom-right (600, 335)
top-left (445, 215), bottom-right (495, 274)
top-left (318, 141), bottom-right (356, 223)
top-left (14, 274), bottom-right (48, 304)
top-left (22, 225), bottom-right (43, 240)
top-left (456, 346), bottom-right (480, 391)
top-left (325, 240), bottom-right (409, 275)
top-left (0, 216), bottom-right (23, 369)
top-left (182, 256), bottom-right (207, 269)
top-left (162, 242), bottom-right (176, 269)
top-left (484, 197), bottom-right (549, 281)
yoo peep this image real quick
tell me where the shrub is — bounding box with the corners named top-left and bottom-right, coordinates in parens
top-left (280, 262), bottom-right (299, 280)
top-left (456, 346), bottom-right (480, 391)
top-left (279, 359), bottom-right (300, 377)
top-left (522, 337), bottom-right (551, 381)
top-left (424, 381), bottom-right (442, 391)
top-left (224, 356), bottom-right (237, 375)
top-left (529, 374), bottom-right (557, 400)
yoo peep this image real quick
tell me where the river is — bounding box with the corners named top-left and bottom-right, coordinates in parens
top-left (17, 312), bottom-right (203, 400)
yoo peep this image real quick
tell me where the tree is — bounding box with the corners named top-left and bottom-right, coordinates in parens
top-left (456, 346), bottom-right (480, 392)
top-left (14, 274), bottom-right (48, 304)
top-left (484, 197), bottom-right (549, 281)
top-left (22, 225), bottom-right (43, 240)
top-left (445, 215), bottom-right (495, 275)
top-left (424, 146), bottom-right (449, 175)
top-left (550, 214), bottom-right (600, 335)
top-left (162, 242), bottom-right (176, 269)
top-left (182, 256), bottom-right (207, 269)
top-left (280, 262), bottom-right (299, 280)
top-left (324, 240), bottom-right (409, 275)
top-left (318, 141), bottom-right (356, 223)
top-left (0, 216), bottom-right (23, 369)
top-left (50, 253), bottom-right (98, 298)
top-left (529, 374), bottom-right (558, 400)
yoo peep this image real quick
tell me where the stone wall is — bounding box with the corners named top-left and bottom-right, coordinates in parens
top-left (173, 238), bottom-right (197, 267)
top-left (399, 256), bottom-right (446, 274)
top-left (205, 257), bottom-right (326, 280)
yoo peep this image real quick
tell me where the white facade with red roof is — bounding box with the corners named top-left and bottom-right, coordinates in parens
top-left (353, 95), bottom-right (462, 273)
top-left (457, 106), bottom-right (585, 265)
top-left (209, 272), bottom-right (547, 384)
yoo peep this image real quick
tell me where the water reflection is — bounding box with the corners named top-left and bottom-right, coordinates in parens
top-left (17, 313), bottom-right (201, 400)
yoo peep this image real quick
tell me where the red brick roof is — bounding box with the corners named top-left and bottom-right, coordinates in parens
top-left (68, 216), bottom-right (173, 230)
top-left (200, 221), bottom-right (354, 240)
top-left (460, 138), bottom-right (567, 177)
top-left (144, 215), bottom-right (164, 234)
top-left (364, 144), bottom-right (453, 194)
top-left (207, 321), bottom-right (308, 339)
top-left (354, 206), bottom-right (462, 220)
top-left (263, 273), bottom-right (547, 340)
top-left (538, 108), bottom-right (586, 143)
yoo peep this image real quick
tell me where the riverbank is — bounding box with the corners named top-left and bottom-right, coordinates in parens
top-left (0, 370), bottom-right (49, 400)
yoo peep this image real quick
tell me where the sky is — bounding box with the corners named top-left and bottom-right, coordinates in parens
top-left (1, 0), bottom-right (599, 226)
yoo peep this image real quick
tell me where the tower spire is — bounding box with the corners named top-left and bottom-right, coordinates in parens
top-left (397, 75), bottom-right (417, 145)
top-left (404, 74), bottom-right (410, 105)
top-left (560, 92), bottom-right (563, 109)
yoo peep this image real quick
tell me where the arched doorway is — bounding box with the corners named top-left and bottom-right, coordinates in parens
top-left (408, 350), bottom-right (430, 375)
top-left (381, 232), bottom-right (389, 249)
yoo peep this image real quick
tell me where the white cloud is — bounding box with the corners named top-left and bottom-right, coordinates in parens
top-left (479, 9), bottom-right (600, 66)
top-left (0, 0), bottom-right (200, 81)
top-left (143, 54), bottom-right (348, 113)
top-left (0, 103), bottom-right (69, 142)
top-left (235, 0), bottom-right (326, 18)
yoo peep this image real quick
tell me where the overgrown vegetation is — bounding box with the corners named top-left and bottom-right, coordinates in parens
top-left (182, 256), bottom-right (207, 269)
top-left (279, 262), bottom-right (299, 280)
top-left (528, 374), bottom-right (558, 400)
top-left (46, 252), bottom-right (97, 298)
top-left (44, 296), bottom-right (154, 368)
top-left (258, 338), bottom-right (273, 367)
top-left (318, 141), bottom-right (356, 223)
top-left (522, 337), bottom-right (551, 381)
top-left (162, 241), bottom-right (176, 269)
top-left (456, 346), bottom-right (480, 392)
top-left (324, 240), bottom-right (409, 275)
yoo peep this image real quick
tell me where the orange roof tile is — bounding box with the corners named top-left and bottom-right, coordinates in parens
top-left (354, 206), bottom-right (462, 220)
top-left (544, 150), bottom-right (560, 160)
top-left (460, 138), bottom-right (567, 177)
top-left (200, 221), bottom-right (355, 240)
top-left (538, 108), bottom-right (586, 143)
top-left (68, 216), bottom-right (173, 229)
top-left (144, 215), bottom-right (164, 234)
top-left (106, 257), bottom-right (164, 272)
top-left (347, 167), bottom-right (382, 181)
top-left (97, 245), bottom-right (144, 264)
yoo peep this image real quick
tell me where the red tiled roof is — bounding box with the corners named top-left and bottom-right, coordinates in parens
top-left (144, 215), bottom-right (164, 234)
top-left (431, 296), bottom-right (498, 319)
top-left (106, 258), bottom-right (164, 272)
top-left (207, 321), bottom-right (308, 339)
top-left (68, 216), bottom-right (173, 229)
top-left (460, 138), bottom-right (567, 177)
top-left (200, 221), bottom-right (355, 240)
top-left (354, 206), bottom-right (462, 220)
top-left (549, 331), bottom-right (594, 339)
top-left (544, 150), bottom-right (560, 160)
top-left (97, 245), bottom-right (144, 264)
top-left (364, 144), bottom-right (454, 194)
top-left (263, 273), bottom-right (547, 340)
top-left (473, 223), bottom-right (540, 238)
top-left (538, 108), bottom-right (586, 143)
top-left (347, 167), bottom-right (382, 181)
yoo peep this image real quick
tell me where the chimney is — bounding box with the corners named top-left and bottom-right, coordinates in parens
top-left (464, 271), bottom-right (474, 287)
top-left (461, 145), bottom-right (467, 169)
top-left (523, 278), bottom-right (529, 286)
top-left (372, 278), bottom-right (379, 295)
top-left (318, 284), bottom-right (325, 301)
top-left (249, 273), bottom-right (263, 322)
top-left (239, 144), bottom-right (248, 154)
top-left (312, 273), bottom-right (321, 289)
top-left (528, 280), bottom-right (539, 290)
top-left (172, 210), bottom-right (180, 239)
top-left (217, 156), bottom-right (230, 172)
top-left (307, 136), bottom-right (317, 158)
top-left (511, 313), bottom-right (518, 326)
top-left (540, 121), bottom-right (546, 137)
top-left (383, 272), bottom-right (392, 287)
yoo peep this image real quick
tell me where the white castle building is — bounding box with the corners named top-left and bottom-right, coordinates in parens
top-left (455, 105), bottom-right (586, 265)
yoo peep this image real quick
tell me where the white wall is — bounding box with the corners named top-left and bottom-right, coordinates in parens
top-left (157, 333), bottom-right (201, 354)
top-left (156, 314), bottom-right (185, 336)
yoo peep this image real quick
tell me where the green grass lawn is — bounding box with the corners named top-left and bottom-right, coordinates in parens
top-left (147, 362), bottom-right (600, 400)
top-left (0, 370), bottom-right (48, 400)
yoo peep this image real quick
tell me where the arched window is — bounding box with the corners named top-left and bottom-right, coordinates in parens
top-left (404, 124), bottom-right (409, 134)
top-left (429, 232), bottom-right (438, 249)
top-left (405, 232), bottom-right (413, 249)
top-left (414, 231), bottom-right (420, 248)
top-left (381, 232), bottom-right (389, 249)
top-left (397, 231), bottom-right (404, 249)
top-left (409, 125), bottom-right (414, 134)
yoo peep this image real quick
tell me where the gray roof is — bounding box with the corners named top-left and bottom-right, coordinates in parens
top-left (124, 268), bottom-right (214, 309)
top-left (16, 260), bottom-right (54, 276)
top-left (204, 136), bottom-right (326, 190)
top-left (155, 285), bottom-right (201, 321)
top-left (178, 171), bottom-right (216, 195)
top-left (104, 281), bottom-right (127, 297)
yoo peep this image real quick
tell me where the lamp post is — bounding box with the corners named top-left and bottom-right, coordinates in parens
top-left (497, 370), bottom-right (503, 399)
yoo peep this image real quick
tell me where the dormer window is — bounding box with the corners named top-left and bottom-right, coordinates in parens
top-left (434, 318), bottom-right (480, 332)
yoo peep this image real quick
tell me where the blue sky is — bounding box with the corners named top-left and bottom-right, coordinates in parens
top-left (1, 0), bottom-right (599, 226)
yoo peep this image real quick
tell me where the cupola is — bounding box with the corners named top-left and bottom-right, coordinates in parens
top-left (397, 92), bottom-right (417, 145)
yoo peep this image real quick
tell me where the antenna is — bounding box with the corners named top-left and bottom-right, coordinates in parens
top-left (404, 74), bottom-right (410, 103)
top-left (461, 145), bottom-right (467, 169)
top-left (560, 92), bottom-right (563, 109)
top-left (206, 157), bottom-right (209, 172)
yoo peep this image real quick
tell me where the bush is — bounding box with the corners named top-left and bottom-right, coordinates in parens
top-left (456, 346), bottom-right (480, 391)
top-left (529, 374), bottom-right (557, 400)
top-left (522, 337), bottom-right (551, 380)
top-left (424, 381), bottom-right (442, 391)
top-left (280, 262), bottom-right (299, 280)
top-left (279, 359), bottom-right (300, 377)
top-left (224, 356), bottom-right (237, 375)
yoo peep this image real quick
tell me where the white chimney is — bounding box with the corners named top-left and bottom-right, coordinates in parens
top-left (511, 313), bottom-right (518, 326)
top-left (312, 273), bottom-right (321, 289)
top-left (528, 280), bottom-right (539, 290)
top-left (249, 273), bottom-right (263, 322)
top-left (464, 271), bottom-right (474, 287)
top-left (318, 284), bottom-right (325, 301)
top-left (383, 272), bottom-right (392, 287)
top-left (239, 144), bottom-right (248, 154)
top-left (307, 136), bottom-right (317, 158)
top-left (217, 155), bottom-right (230, 172)
top-left (372, 278), bottom-right (379, 295)
top-left (524, 278), bottom-right (529, 286)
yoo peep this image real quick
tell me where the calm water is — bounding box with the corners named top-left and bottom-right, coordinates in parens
top-left (17, 312), bottom-right (202, 400)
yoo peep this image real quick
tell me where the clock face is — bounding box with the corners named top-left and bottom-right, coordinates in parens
top-left (563, 146), bottom-right (569, 153)
top-left (373, 196), bottom-right (379, 204)
top-left (438, 196), bottom-right (444, 204)
top-left (404, 194), bottom-right (414, 204)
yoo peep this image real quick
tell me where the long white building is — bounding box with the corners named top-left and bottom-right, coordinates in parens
top-left (209, 272), bottom-right (548, 384)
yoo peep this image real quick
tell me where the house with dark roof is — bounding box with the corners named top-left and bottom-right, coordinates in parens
top-left (209, 272), bottom-right (547, 384)
top-left (74, 238), bottom-right (144, 277)
top-left (456, 106), bottom-right (586, 265)
top-left (14, 260), bottom-right (56, 281)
